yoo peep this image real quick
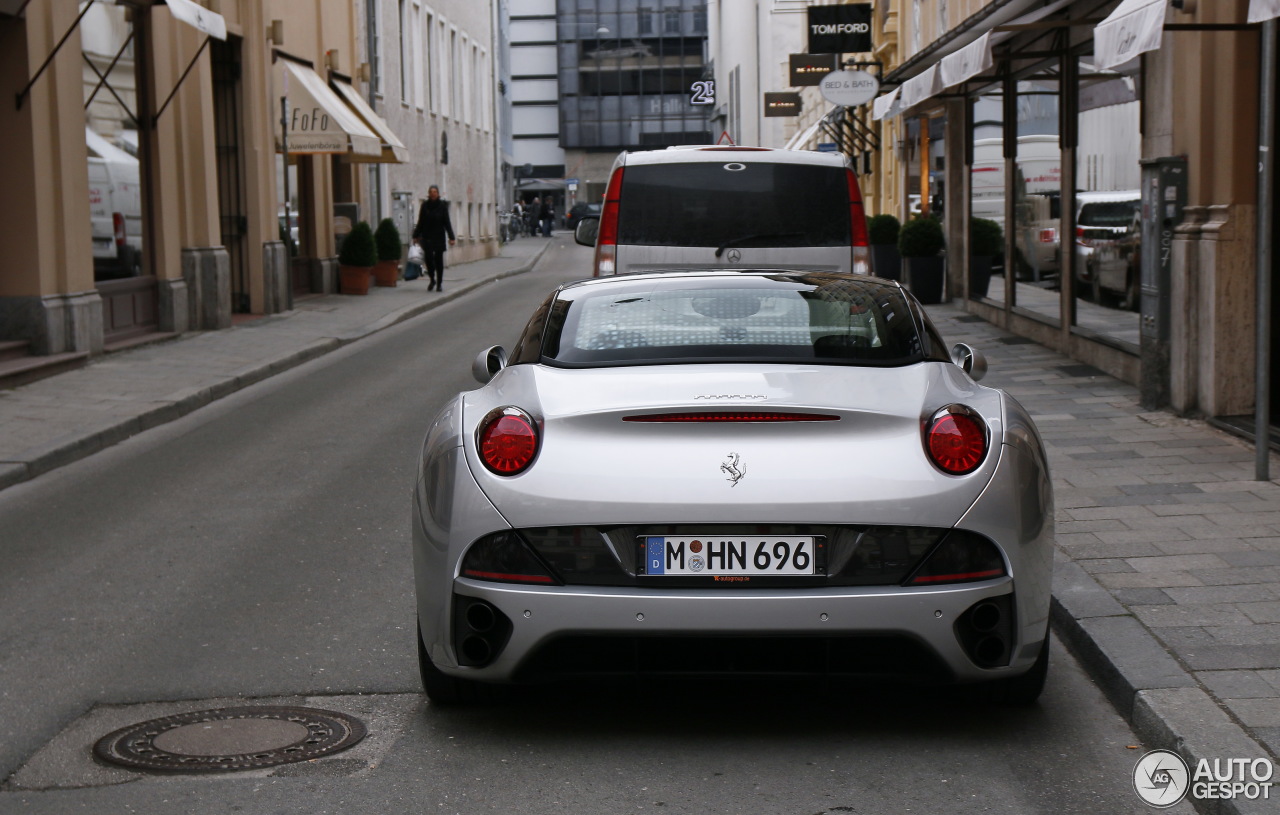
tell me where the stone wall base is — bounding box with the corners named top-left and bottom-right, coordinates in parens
top-left (0, 291), bottom-right (104, 356)
top-left (181, 247), bottom-right (231, 330)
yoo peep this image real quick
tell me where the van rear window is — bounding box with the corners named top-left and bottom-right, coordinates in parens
top-left (617, 163), bottom-right (852, 248)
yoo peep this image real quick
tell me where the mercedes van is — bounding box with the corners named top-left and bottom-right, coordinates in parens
top-left (576, 146), bottom-right (870, 277)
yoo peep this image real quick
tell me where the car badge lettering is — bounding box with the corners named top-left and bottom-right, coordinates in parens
top-left (695, 394), bottom-right (766, 400)
top-left (720, 452), bottom-right (746, 487)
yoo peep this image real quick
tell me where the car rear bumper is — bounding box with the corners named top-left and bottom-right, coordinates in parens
top-left (430, 576), bottom-right (1040, 685)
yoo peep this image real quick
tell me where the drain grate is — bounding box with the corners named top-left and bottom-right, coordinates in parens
top-left (93, 706), bottom-right (366, 773)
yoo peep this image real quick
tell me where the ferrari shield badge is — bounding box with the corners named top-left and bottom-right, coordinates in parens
top-left (720, 452), bottom-right (746, 487)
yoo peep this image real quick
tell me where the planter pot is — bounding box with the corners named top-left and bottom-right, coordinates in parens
top-left (904, 255), bottom-right (946, 305)
top-left (969, 255), bottom-right (994, 299)
top-left (373, 260), bottom-right (399, 287)
top-left (871, 244), bottom-right (901, 281)
top-left (339, 264), bottom-right (372, 296)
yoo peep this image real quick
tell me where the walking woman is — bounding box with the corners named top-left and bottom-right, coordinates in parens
top-left (412, 185), bottom-right (456, 291)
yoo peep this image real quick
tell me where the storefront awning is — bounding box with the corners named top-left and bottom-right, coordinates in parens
top-left (274, 56), bottom-right (381, 158)
top-left (939, 32), bottom-right (993, 88)
top-left (163, 0), bottom-right (226, 40)
top-left (871, 87), bottom-right (899, 121)
top-left (331, 78), bottom-right (409, 163)
top-left (1250, 0), bottom-right (1280, 23)
top-left (1095, 0), bottom-right (1167, 70)
top-left (899, 64), bottom-right (942, 111)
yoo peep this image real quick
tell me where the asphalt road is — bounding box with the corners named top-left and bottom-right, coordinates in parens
top-left (0, 238), bottom-right (1194, 814)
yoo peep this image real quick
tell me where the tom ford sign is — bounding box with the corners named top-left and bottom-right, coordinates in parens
top-left (807, 4), bottom-right (872, 54)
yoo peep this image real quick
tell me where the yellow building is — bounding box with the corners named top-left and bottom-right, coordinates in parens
top-left (861, 0), bottom-right (1274, 442)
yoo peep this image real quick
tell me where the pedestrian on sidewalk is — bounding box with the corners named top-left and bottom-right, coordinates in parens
top-left (540, 196), bottom-right (554, 237)
top-left (413, 185), bottom-right (455, 291)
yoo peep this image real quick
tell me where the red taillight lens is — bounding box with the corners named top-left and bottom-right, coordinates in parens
top-left (477, 407), bottom-right (538, 475)
top-left (624, 412), bottom-right (839, 422)
top-left (1039, 228), bottom-right (1057, 243)
top-left (925, 406), bottom-right (988, 475)
top-left (461, 531), bottom-right (558, 585)
top-left (594, 168), bottom-right (624, 276)
top-left (113, 212), bottom-right (126, 247)
top-left (847, 169), bottom-right (869, 248)
top-left (905, 530), bottom-right (1006, 586)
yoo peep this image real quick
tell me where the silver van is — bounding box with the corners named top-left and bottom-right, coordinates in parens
top-left (575, 146), bottom-right (871, 277)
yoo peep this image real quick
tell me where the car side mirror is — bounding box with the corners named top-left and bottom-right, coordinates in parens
top-left (949, 343), bottom-right (987, 381)
top-left (472, 345), bottom-right (508, 384)
top-left (574, 216), bottom-right (599, 247)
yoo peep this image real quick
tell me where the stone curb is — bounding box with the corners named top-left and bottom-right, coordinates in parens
top-left (1050, 551), bottom-right (1269, 815)
top-left (0, 241), bottom-right (549, 493)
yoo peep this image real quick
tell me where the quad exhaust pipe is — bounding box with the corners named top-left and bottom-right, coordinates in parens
top-left (955, 596), bottom-right (1013, 668)
top-left (453, 597), bottom-right (512, 667)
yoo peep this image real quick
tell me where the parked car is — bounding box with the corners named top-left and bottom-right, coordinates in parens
top-left (1073, 191), bottom-right (1140, 308)
top-left (87, 127), bottom-right (142, 279)
top-left (564, 202), bottom-right (601, 231)
top-left (412, 270), bottom-right (1054, 705)
top-left (574, 146), bottom-right (871, 277)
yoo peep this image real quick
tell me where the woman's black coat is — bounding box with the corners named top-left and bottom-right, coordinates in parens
top-left (413, 199), bottom-right (456, 250)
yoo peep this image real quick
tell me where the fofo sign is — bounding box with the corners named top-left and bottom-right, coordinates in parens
top-left (807, 4), bottom-right (872, 54)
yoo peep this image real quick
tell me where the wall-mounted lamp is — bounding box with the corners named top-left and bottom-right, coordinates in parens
top-left (326, 49), bottom-right (340, 71)
top-left (268, 19), bottom-right (284, 44)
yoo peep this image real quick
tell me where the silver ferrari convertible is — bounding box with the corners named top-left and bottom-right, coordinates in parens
top-left (413, 270), bottom-right (1054, 704)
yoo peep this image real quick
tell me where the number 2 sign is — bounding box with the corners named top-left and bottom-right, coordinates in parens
top-left (689, 80), bottom-right (715, 106)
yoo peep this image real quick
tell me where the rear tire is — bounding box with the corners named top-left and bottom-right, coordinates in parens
top-left (417, 621), bottom-right (494, 705)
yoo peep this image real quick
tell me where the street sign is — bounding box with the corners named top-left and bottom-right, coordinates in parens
top-left (790, 54), bottom-right (838, 87)
top-left (819, 70), bottom-right (879, 107)
top-left (717, 130), bottom-right (735, 145)
top-left (816, 143), bottom-right (838, 152)
top-left (807, 4), bottom-right (872, 54)
top-left (764, 92), bottom-right (802, 117)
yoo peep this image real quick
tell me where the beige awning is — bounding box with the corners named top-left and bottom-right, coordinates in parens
top-left (274, 57), bottom-right (381, 158)
top-left (1250, 0), bottom-right (1280, 22)
top-left (1095, 0), bottom-right (1167, 70)
top-left (163, 0), bottom-right (226, 40)
top-left (331, 79), bottom-right (409, 163)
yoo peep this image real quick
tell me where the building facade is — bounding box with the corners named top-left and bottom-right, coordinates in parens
top-left (746, 0), bottom-right (1270, 448)
top-left (0, 0), bottom-right (501, 380)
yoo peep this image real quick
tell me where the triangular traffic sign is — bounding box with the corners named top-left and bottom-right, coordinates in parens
top-left (716, 130), bottom-right (735, 146)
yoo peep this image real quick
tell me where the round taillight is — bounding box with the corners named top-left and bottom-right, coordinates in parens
top-left (926, 407), bottom-right (987, 475)
top-left (478, 407), bottom-right (538, 475)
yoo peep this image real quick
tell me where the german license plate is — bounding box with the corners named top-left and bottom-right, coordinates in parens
top-left (642, 536), bottom-right (816, 576)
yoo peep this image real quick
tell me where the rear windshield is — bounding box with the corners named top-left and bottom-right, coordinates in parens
top-left (1078, 201), bottom-right (1138, 228)
top-left (617, 162), bottom-right (852, 248)
top-left (535, 274), bottom-right (928, 368)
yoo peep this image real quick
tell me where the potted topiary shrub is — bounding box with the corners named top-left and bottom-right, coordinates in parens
top-left (338, 220), bottom-right (377, 295)
top-left (373, 218), bottom-right (402, 287)
top-left (867, 214), bottom-right (902, 281)
top-left (969, 217), bottom-right (1003, 299)
top-left (898, 216), bottom-right (946, 305)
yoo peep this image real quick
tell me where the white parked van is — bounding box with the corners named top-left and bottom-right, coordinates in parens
top-left (87, 127), bottom-right (143, 278)
top-left (576, 146), bottom-right (870, 278)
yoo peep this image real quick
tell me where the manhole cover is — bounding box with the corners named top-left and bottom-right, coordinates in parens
top-left (93, 706), bottom-right (366, 773)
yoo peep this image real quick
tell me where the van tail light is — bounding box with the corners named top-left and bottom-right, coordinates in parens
top-left (477, 407), bottom-right (539, 475)
top-left (847, 170), bottom-right (871, 275)
top-left (924, 405), bottom-right (988, 475)
top-left (594, 168), bottom-right (624, 276)
top-left (1038, 228), bottom-right (1057, 243)
top-left (113, 213), bottom-right (126, 248)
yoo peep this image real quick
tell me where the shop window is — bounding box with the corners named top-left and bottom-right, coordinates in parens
top-left (969, 87), bottom-right (1005, 304)
top-left (1072, 52), bottom-right (1141, 350)
top-left (1011, 70), bottom-right (1061, 326)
